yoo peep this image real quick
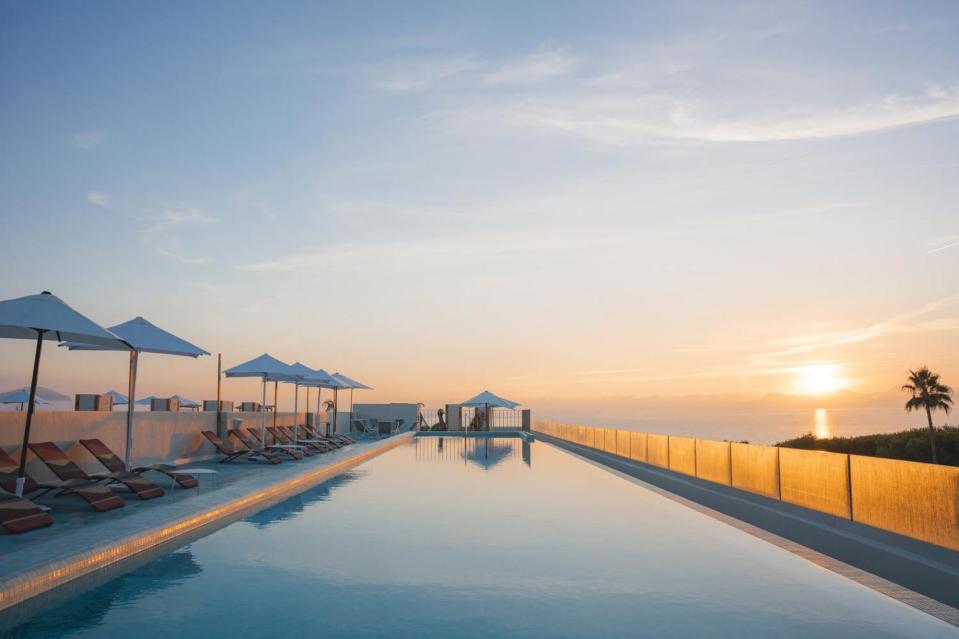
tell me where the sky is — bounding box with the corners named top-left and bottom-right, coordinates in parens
top-left (1, 1), bottom-right (957, 434)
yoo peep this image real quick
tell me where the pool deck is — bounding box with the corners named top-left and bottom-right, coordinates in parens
top-left (539, 432), bottom-right (959, 627)
top-left (0, 432), bottom-right (412, 612)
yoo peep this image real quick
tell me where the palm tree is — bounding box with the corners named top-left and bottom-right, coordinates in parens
top-left (902, 367), bottom-right (953, 464)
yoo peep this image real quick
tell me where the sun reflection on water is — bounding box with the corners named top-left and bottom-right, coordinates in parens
top-left (814, 408), bottom-right (831, 439)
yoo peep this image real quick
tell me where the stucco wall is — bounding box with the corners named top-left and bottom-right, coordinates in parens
top-left (0, 410), bottom-right (306, 479)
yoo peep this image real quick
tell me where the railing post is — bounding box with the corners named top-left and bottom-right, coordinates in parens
top-left (521, 409), bottom-right (531, 432)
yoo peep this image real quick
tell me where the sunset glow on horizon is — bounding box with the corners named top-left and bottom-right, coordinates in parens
top-left (1, 2), bottom-right (957, 440)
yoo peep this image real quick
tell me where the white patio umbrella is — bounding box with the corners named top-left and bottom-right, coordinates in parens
top-left (287, 363), bottom-right (330, 445)
top-left (102, 389), bottom-right (128, 406)
top-left (461, 390), bottom-right (521, 430)
top-left (313, 369), bottom-right (350, 435)
top-left (224, 354), bottom-right (299, 447)
top-left (61, 316), bottom-right (209, 469)
top-left (331, 372), bottom-right (373, 431)
top-left (0, 389), bottom-right (50, 411)
top-left (0, 291), bottom-right (123, 496)
top-left (302, 367), bottom-right (334, 434)
top-left (173, 395), bottom-right (200, 410)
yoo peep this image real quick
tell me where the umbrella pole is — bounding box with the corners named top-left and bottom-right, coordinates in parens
top-left (273, 381), bottom-right (278, 432)
top-left (16, 331), bottom-right (45, 497)
top-left (349, 388), bottom-right (354, 434)
top-left (305, 387), bottom-right (310, 431)
top-left (292, 383), bottom-right (299, 445)
top-left (124, 350), bottom-right (139, 471)
top-left (260, 377), bottom-right (267, 448)
top-left (316, 387), bottom-right (322, 433)
top-left (332, 388), bottom-right (338, 437)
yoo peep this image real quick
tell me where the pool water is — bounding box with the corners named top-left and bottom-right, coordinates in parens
top-left (1, 436), bottom-right (956, 638)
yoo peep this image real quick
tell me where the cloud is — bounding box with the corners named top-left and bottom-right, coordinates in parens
top-left (927, 235), bottom-right (959, 255)
top-left (482, 49), bottom-right (578, 86)
top-left (370, 56), bottom-right (477, 92)
top-left (468, 86), bottom-right (959, 145)
top-left (142, 207), bottom-right (217, 266)
top-left (87, 191), bottom-right (109, 206)
top-left (234, 196), bottom-right (859, 273)
top-left (72, 131), bottom-right (105, 149)
top-left (155, 247), bottom-right (211, 265)
top-left (144, 207), bottom-right (218, 235)
top-left (678, 294), bottom-right (959, 380)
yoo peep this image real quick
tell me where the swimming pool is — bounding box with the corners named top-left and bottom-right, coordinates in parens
top-left (1, 436), bottom-right (955, 638)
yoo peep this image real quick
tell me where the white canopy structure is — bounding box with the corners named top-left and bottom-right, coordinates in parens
top-left (332, 372), bottom-right (373, 390)
top-left (0, 291), bottom-right (123, 495)
top-left (172, 395), bottom-right (200, 409)
top-left (462, 390), bottom-right (520, 409)
top-left (332, 372), bottom-right (373, 432)
top-left (286, 363), bottom-right (332, 444)
top-left (0, 389), bottom-right (50, 411)
top-left (102, 390), bottom-right (128, 405)
top-left (461, 390), bottom-right (521, 431)
top-left (287, 365), bottom-right (337, 436)
top-left (313, 368), bottom-right (351, 435)
top-left (62, 315), bottom-right (209, 469)
top-left (224, 354), bottom-right (299, 446)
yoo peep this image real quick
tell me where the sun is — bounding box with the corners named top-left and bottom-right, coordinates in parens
top-left (793, 364), bottom-right (848, 395)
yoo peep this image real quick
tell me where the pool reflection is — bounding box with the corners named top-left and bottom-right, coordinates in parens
top-left (246, 472), bottom-right (359, 529)
top-left (1, 436), bottom-right (953, 639)
top-left (414, 436), bottom-right (533, 469)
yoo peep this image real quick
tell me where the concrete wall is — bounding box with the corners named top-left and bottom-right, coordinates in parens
top-left (353, 403), bottom-right (419, 432)
top-left (535, 420), bottom-right (959, 552)
top-left (0, 410), bottom-right (306, 480)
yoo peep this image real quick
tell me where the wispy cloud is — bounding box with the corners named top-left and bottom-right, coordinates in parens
top-left (927, 235), bottom-right (959, 254)
top-left (142, 207), bottom-right (217, 266)
top-left (156, 247), bottom-right (211, 265)
top-left (369, 56), bottom-right (477, 92)
top-left (235, 197), bottom-right (858, 273)
top-left (144, 207), bottom-right (218, 235)
top-left (494, 85), bottom-right (959, 145)
top-left (72, 131), bottom-right (105, 149)
top-left (87, 190), bottom-right (109, 206)
top-left (678, 294), bottom-right (959, 383)
top-left (482, 48), bottom-right (578, 86)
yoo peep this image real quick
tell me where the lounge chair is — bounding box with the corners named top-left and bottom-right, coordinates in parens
top-left (228, 429), bottom-right (298, 461)
top-left (265, 427), bottom-right (315, 456)
top-left (351, 419), bottom-right (380, 438)
top-left (79, 439), bottom-right (199, 489)
top-left (201, 431), bottom-right (281, 464)
top-left (30, 442), bottom-right (164, 500)
top-left (303, 424), bottom-right (353, 446)
top-left (277, 426), bottom-right (334, 453)
top-left (294, 425), bottom-right (345, 449)
top-left (0, 492), bottom-right (54, 534)
top-left (0, 448), bottom-right (124, 512)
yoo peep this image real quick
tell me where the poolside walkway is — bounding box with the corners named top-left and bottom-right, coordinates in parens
top-left (0, 432), bottom-right (412, 611)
